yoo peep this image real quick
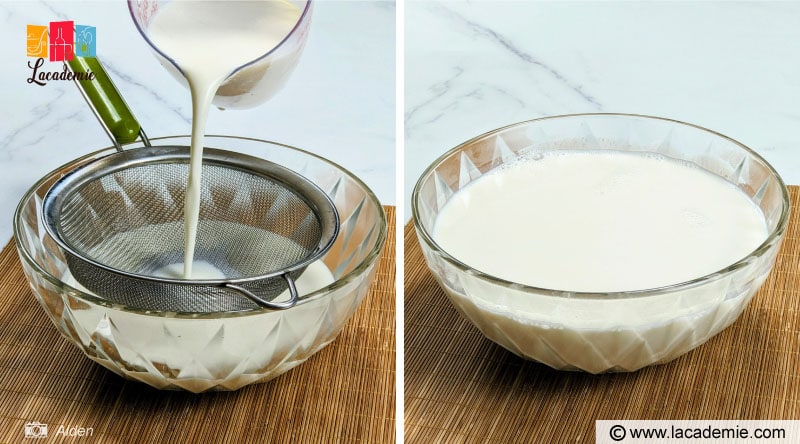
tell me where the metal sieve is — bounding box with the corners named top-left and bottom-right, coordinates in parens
top-left (42, 58), bottom-right (339, 313)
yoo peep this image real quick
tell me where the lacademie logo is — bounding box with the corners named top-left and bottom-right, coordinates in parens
top-left (26, 21), bottom-right (97, 86)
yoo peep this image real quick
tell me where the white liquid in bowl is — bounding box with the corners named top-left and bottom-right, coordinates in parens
top-left (153, 261), bottom-right (227, 280)
top-left (433, 151), bottom-right (768, 292)
top-left (65, 260), bottom-right (336, 390)
top-left (430, 150), bottom-right (771, 372)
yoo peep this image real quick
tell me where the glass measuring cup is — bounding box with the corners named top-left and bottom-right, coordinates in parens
top-left (128, 0), bottom-right (312, 110)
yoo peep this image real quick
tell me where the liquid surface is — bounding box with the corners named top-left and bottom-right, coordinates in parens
top-left (65, 259), bottom-right (341, 387)
top-left (152, 261), bottom-right (227, 280)
top-left (72, 260), bottom-right (334, 300)
top-left (433, 151), bottom-right (769, 292)
top-left (148, 0), bottom-right (301, 278)
top-left (113, 260), bottom-right (334, 296)
top-left (150, 259), bottom-right (336, 297)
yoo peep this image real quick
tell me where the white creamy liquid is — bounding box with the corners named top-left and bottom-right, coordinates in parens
top-left (431, 150), bottom-right (773, 372)
top-left (65, 260), bottom-right (337, 389)
top-left (71, 260), bottom-right (335, 301)
top-left (151, 259), bottom-right (336, 296)
top-left (148, 0), bottom-right (301, 278)
top-left (433, 151), bottom-right (768, 292)
top-left (152, 261), bottom-right (227, 280)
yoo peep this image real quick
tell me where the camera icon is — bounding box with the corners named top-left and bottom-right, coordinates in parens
top-left (24, 421), bottom-right (48, 438)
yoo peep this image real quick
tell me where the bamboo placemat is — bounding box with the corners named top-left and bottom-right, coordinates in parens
top-left (405, 189), bottom-right (800, 443)
top-left (0, 207), bottom-right (395, 444)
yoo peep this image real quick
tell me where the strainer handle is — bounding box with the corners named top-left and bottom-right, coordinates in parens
top-left (65, 57), bottom-right (150, 152)
top-left (223, 274), bottom-right (299, 310)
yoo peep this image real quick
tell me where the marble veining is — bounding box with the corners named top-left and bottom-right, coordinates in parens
top-left (101, 59), bottom-right (191, 124)
top-left (0, 0), bottom-right (395, 244)
top-left (432, 4), bottom-right (602, 109)
top-left (405, 1), bottom-right (800, 219)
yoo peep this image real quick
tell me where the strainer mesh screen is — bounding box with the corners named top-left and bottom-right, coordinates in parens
top-left (58, 162), bottom-right (322, 280)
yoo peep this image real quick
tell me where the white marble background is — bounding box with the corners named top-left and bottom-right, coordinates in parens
top-left (0, 0), bottom-right (395, 244)
top-left (405, 0), bottom-right (800, 219)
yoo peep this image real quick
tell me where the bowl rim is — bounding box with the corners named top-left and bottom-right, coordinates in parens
top-left (412, 112), bottom-right (791, 300)
top-left (14, 135), bottom-right (387, 318)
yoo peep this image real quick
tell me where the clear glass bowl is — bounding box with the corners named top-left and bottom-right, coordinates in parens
top-left (412, 114), bottom-right (789, 373)
top-left (15, 136), bottom-right (386, 392)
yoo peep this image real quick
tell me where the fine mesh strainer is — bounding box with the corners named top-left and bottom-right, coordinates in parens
top-left (42, 57), bottom-right (339, 313)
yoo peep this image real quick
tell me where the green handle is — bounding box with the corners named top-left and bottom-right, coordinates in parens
top-left (67, 57), bottom-right (141, 145)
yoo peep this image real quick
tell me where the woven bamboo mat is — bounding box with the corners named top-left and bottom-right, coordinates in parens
top-left (405, 189), bottom-right (800, 443)
top-left (0, 207), bottom-right (395, 443)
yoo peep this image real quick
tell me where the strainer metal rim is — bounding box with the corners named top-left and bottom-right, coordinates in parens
top-left (15, 135), bottom-right (387, 318)
top-left (41, 145), bottom-right (339, 286)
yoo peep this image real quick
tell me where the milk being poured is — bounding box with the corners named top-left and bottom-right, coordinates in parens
top-left (147, 0), bottom-right (302, 278)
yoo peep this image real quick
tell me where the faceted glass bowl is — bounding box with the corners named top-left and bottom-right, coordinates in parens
top-left (15, 136), bottom-right (386, 392)
top-left (412, 114), bottom-right (789, 373)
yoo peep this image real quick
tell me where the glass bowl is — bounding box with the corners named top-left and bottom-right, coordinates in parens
top-left (412, 113), bottom-right (789, 373)
top-left (15, 136), bottom-right (386, 392)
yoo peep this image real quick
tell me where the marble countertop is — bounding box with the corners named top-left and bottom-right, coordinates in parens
top-left (405, 1), bottom-right (800, 219)
top-left (5, 1), bottom-right (800, 232)
top-left (0, 0), bottom-right (395, 244)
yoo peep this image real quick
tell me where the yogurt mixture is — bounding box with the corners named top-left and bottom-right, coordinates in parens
top-left (151, 258), bottom-right (335, 290)
top-left (152, 261), bottom-right (227, 280)
top-left (65, 260), bottom-right (336, 389)
top-left (148, 0), bottom-right (302, 278)
top-left (430, 150), bottom-right (773, 372)
top-left (433, 150), bottom-right (768, 292)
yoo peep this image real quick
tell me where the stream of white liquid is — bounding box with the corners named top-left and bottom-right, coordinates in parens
top-left (148, 0), bottom-right (302, 278)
